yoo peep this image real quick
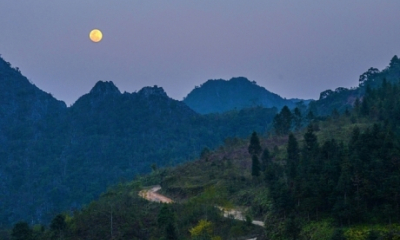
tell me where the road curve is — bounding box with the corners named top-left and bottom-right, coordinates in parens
top-left (138, 185), bottom-right (264, 228)
top-left (138, 185), bottom-right (173, 203)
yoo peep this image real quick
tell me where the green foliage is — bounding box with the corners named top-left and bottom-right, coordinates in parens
top-left (158, 204), bottom-right (175, 228)
top-left (11, 222), bottom-right (32, 240)
top-left (300, 220), bottom-right (335, 240)
top-left (330, 228), bottom-right (345, 240)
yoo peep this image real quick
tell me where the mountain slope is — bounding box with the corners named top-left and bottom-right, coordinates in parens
top-left (183, 77), bottom-right (301, 114)
top-left (0, 56), bottom-right (67, 226)
top-left (0, 58), bottom-right (278, 226)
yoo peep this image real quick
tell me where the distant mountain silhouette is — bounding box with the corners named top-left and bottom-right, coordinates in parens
top-left (0, 57), bottom-right (66, 125)
top-left (183, 77), bottom-right (304, 114)
top-left (0, 57), bottom-right (277, 226)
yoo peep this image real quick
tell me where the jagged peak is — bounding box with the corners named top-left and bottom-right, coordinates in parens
top-left (89, 81), bottom-right (120, 96)
top-left (138, 85), bottom-right (168, 98)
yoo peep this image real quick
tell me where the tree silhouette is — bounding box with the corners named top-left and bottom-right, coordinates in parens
top-left (248, 131), bottom-right (262, 156)
top-left (252, 155), bottom-right (260, 177)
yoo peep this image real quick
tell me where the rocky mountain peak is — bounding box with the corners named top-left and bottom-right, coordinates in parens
top-left (89, 81), bottom-right (121, 96)
top-left (138, 85), bottom-right (168, 98)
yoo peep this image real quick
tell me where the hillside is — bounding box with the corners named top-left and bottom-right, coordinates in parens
top-left (183, 77), bottom-right (304, 114)
top-left (12, 77), bottom-right (400, 239)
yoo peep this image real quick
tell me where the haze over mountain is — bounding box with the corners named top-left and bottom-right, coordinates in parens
top-left (183, 77), bottom-right (308, 114)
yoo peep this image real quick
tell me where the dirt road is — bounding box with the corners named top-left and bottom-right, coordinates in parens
top-left (138, 186), bottom-right (263, 239)
top-left (138, 185), bottom-right (173, 203)
top-left (138, 185), bottom-right (264, 227)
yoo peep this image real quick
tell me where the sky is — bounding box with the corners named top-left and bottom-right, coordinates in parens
top-left (1, 1), bottom-right (400, 106)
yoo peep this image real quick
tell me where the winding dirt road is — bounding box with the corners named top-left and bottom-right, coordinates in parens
top-left (138, 185), bottom-right (264, 227)
top-left (138, 185), bottom-right (173, 203)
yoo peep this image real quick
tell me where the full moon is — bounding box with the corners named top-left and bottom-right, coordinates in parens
top-left (89, 29), bottom-right (103, 43)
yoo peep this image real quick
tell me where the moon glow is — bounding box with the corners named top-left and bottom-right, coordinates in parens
top-left (89, 29), bottom-right (103, 43)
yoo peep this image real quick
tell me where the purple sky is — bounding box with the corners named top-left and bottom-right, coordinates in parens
top-left (1, 1), bottom-right (400, 106)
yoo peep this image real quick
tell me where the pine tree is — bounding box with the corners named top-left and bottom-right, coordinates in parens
top-left (248, 131), bottom-right (262, 156)
top-left (304, 124), bottom-right (318, 157)
top-left (293, 107), bottom-right (302, 130)
top-left (261, 148), bottom-right (272, 171)
top-left (274, 106), bottom-right (293, 135)
top-left (286, 133), bottom-right (299, 181)
top-left (252, 155), bottom-right (260, 177)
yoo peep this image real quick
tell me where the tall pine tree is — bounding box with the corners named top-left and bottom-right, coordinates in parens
top-left (252, 155), bottom-right (261, 177)
top-left (248, 131), bottom-right (262, 156)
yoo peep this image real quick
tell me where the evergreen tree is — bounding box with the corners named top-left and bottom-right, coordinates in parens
top-left (286, 133), bottom-right (299, 181)
top-left (280, 106), bottom-right (293, 134)
top-left (248, 131), bottom-right (262, 156)
top-left (303, 125), bottom-right (318, 160)
top-left (252, 155), bottom-right (260, 177)
top-left (274, 106), bottom-right (293, 135)
top-left (261, 148), bottom-right (272, 171)
top-left (293, 107), bottom-right (302, 130)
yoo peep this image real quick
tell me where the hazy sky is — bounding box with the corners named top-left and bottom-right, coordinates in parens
top-left (1, 1), bottom-right (400, 106)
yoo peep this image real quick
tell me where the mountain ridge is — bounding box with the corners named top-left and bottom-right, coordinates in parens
top-left (183, 77), bottom-right (304, 114)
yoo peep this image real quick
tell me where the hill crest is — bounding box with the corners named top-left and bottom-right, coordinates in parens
top-left (183, 77), bottom-right (300, 114)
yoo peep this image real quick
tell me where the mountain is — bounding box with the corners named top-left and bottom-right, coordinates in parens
top-left (0, 57), bottom-right (66, 138)
top-left (183, 77), bottom-right (304, 114)
top-left (0, 57), bottom-right (68, 226)
top-left (0, 57), bottom-right (278, 226)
